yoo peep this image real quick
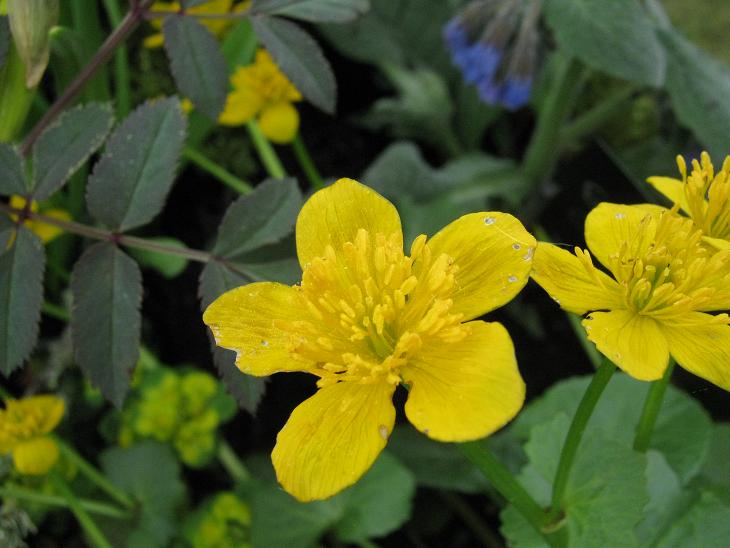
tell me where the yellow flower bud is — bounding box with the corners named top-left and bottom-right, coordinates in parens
top-left (7, 0), bottom-right (59, 87)
top-left (12, 436), bottom-right (59, 475)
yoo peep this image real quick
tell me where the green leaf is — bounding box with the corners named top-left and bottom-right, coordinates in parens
top-left (0, 227), bottom-right (45, 376)
top-left (656, 491), bottom-right (730, 547)
top-left (251, 15), bottom-right (336, 113)
top-left (544, 0), bottom-right (666, 86)
top-left (636, 451), bottom-right (684, 544)
top-left (501, 415), bottom-right (649, 548)
top-left (252, 0), bottom-right (370, 23)
top-left (162, 14), bottom-right (228, 121)
top-left (86, 98), bottom-right (187, 232)
top-left (0, 17), bottom-right (8, 71)
top-left (333, 451), bottom-right (416, 543)
top-left (696, 423), bottom-right (730, 505)
top-left (100, 441), bottom-right (186, 547)
top-left (660, 28), bottom-right (730, 157)
top-left (128, 237), bottom-right (188, 279)
top-left (31, 102), bottom-right (114, 200)
top-left (505, 373), bottom-right (712, 484)
top-left (387, 426), bottom-right (489, 493)
top-left (213, 178), bottom-right (302, 259)
top-left (70, 242), bottom-right (142, 407)
top-left (0, 142), bottom-right (27, 196)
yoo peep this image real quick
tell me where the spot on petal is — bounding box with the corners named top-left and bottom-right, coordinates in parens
top-left (378, 425), bottom-right (389, 440)
top-left (484, 216), bottom-right (496, 225)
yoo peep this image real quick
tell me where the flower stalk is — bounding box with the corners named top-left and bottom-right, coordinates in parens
top-left (184, 146), bottom-right (253, 195)
top-left (0, 485), bottom-right (131, 519)
top-left (633, 359), bottom-right (675, 452)
top-left (292, 133), bottom-right (325, 190)
top-left (247, 119), bottom-right (287, 179)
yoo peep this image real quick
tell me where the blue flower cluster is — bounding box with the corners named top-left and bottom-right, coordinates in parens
top-left (444, 0), bottom-right (540, 110)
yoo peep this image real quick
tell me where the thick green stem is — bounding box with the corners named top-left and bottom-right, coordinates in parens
top-left (184, 146), bottom-right (253, 194)
top-left (217, 440), bottom-right (251, 483)
top-left (549, 357), bottom-right (616, 516)
top-left (246, 119), bottom-right (287, 179)
top-left (459, 442), bottom-right (557, 545)
top-left (291, 134), bottom-right (324, 190)
top-left (559, 86), bottom-right (637, 145)
top-left (49, 472), bottom-right (114, 548)
top-left (101, 0), bottom-right (132, 117)
top-left (633, 360), bottom-right (675, 452)
top-left (0, 485), bottom-right (130, 519)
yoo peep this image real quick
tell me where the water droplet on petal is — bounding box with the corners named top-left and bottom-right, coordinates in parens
top-left (615, 212), bottom-right (626, 220)
top-left (523, 247), bottom-right (535, 261)
top-left (261, 340), bottom-right (269, 347)
top-left (512, 243), bottom-right (521, 250)
top-left (508, 275), bottom-right (518, 283)
top-left (378, 425), bottom-right (389, 440)
top-left (484, 216), bottom-right (496, 225)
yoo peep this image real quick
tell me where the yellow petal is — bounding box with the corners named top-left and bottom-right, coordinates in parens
top-left (272, 380), bottom-right (396, 501)
top-left (583, 310), bottom-right (669, 380)
top-left (703, 235), bottom-right (730, 250)
top-left (584, 202), bottom-right (667, 272)
top-left (143, 33), bottom-right (165, 49)
top-left (203, 282), bottom-right (314, 376)
top-left (426, 212), bottom-right (536, 320)
top-left (258, 102), bottom-right (299, 144)
top-left (30, 395), bottom-right (65, 433)
top-left (402, 320), bottom-right (525, 441)
top-left (647, 176), bottom-right (689, 212)
top-left (12, 436), bottom-right (59, 475)
top-left (662, 314), bottom-right (730, 391)
top-left (531, 242), bottom-right (623, 315)
top-left (31, 208), bottom-right (70, 243)
top-left (296, 178), bottom-right (402, 268)
top-left (218, 87), bottom-right (263, 126)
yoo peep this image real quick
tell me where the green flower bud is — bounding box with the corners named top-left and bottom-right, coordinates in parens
top-left (7, 0), bottom-right (59, 87)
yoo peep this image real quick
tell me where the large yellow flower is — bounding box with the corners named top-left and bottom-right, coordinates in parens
top-left (0, 395), bottom-right (65, 475)
top-left (648, 151), bottom-right (730, 249)
top-left (532, 203), bottom-right (730, 390)
top-left (203, 178), bottom-right (534, 501)
top-left (218, 49), bottom-right (302, 144)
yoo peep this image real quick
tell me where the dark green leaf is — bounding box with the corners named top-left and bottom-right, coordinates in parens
top-left (0, 143), bottom-right (27, 196)
top-left (544, 0), bottom-right (666, 86)
top-left (70, 242), bottom-right (142, 407)
top-left (86, 98), bottom-right (187, 232)
top-left (31, 102), bottom-right (114, 200)
top-left (660, 28), bottom-right (730, 157)
top-left (251, 15), bottom-right (336, 113)
top-left (100, 441), bottom-right (186, 547)
top-left (213, 178), bottom-right (302, 258)
top-left (0, 17), bottom-right (8, 71)
top-left (0, 227), bottom-right (45, 376)
top-left (128, 237), bottom-right (188, 279)
top-left (163, 14), bottom-right (228, 120)
top-left (252, 0), bottom-right (370, 23)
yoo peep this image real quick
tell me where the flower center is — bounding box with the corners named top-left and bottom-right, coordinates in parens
top-left (680, 152), bottom-right (730, 240)
top-left (281, 229), bottom-right (470, 387)
top-left (607, 209), bottom-right (730, 316)
top-left (0, 403), bottom-right (44, 443)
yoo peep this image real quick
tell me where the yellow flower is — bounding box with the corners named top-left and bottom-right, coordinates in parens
top-left (219, 49), bottom-right (302, 144)
top-left (648, 151), bottom-right (730, 249)
top-left (187, 492), bottom-right (251, 548)
top-left (0, 395), bottom-right (65, 475)
top-left (203, 178), bottom-right (534, 501)
top-left (144, 0), bottom-right (250, 49)
top-left (9, 195), bottom-right (70, 243)
top-left (532, 203), bottom-right (730, 390)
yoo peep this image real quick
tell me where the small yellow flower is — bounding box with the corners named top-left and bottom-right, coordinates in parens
top-left (144, 0), bottom-right (250, 49)
top-left (8, 195), bottom-right (70, 244)
top-left (532, 203), bottom-right (730, 390)
top-left (204, 178), bottom-right (534, 501)
top-left (219, 49), bottom-right (302, 144)
top-left (187, 492), bottom-right (251, 548)
top-left (648, 151), bottom-right (730, 249)
top-left (0, 395), bottom-right (65, 475)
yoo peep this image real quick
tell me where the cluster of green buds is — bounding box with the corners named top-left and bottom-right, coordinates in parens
top-left (184, 492), bottom-right (251, 548)
top-left (118, 366), bottom-right (236, 468)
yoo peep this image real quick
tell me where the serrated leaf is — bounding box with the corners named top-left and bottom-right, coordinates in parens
top-left (86, 98), bottom-right (187, 232)
top-left (163, 14), bottom-right (228, 120)
top-left (251, 15), bottom-right (336, 113)
top-left (252, 0), bottom-right (370, 23)
top-left (100, 441), bottom-right (186, 547)
top-left (660, 28), bottom-right (730, 157)
top-left (544, 0), bottom-right (666, 86)
top-left (0, 227), bottom-right (45, 376)
top-left (128, 236), bottom-right (188, 279)
top-left (31, 102), bottom-right (114, 200)
top-left (213, 178), bottom-right (302, 259)
top-left (0, 142), bottom-right (27, 196)
top-left (0, 17), bottom-right (8, 70)
top-left (71, 242), bottom-right (142, 407)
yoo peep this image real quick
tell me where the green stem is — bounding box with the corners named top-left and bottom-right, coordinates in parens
top-left (184, 146), bottom-right (253, 194)
top-left (49, 472), bottom-right (114, 548)
top-left (440, 491), bottom-right (503, 548)
top-left (633, 360), bottom-right (675, 452)
top-left (549, 357), bottom-right (616, 516)
top-left (217, 440), bottom-right (251, 483)
top-left (43, 301), bottom-right (71, 322)
top-left (459, 442), bottom-right (557, 546)
top-left (246, 119), bottom-right (287, 179)
top-left (57, 441), bottom-right (134, 510)
top-left (291, 134), bottom-right (324, 190)
top-left (0, 485), bottom-right (130, 519)
top-left (520, 55), bottom-right (584, 191)
top-left (101, 0), bottom-right (132, 117)
top-left (559, 86), bottom-right (637, 145)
